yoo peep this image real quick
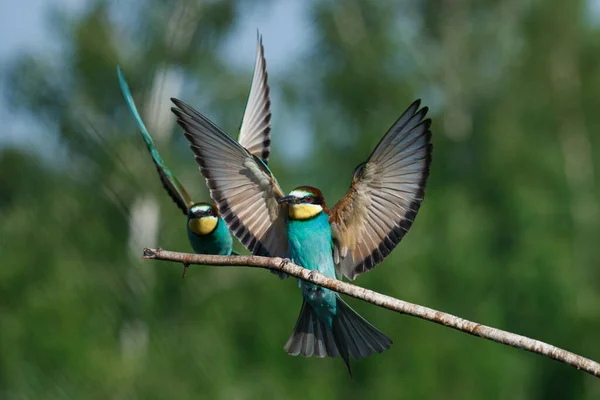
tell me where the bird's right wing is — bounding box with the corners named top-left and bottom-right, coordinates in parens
top-left (118, 66), bottom-right (193, 215)
top-left (237, 32), bottom-right (272, 163)
top-left (171, 98), bottom-right (289, 259)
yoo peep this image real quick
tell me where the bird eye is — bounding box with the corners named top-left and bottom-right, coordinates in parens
top-left (207, 209), bottom-right (213, 215)
top-left (304, 196), bottom-right (313, 203)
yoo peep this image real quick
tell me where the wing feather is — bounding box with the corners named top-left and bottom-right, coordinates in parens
top-left (237, 32), bottom-right (272, 163)
top-left (330, 99), bottom-right (433, 280)
top-left (117, 66), bottom-right (194, 215)
top-left (171, 98), bottom-right (288, 259)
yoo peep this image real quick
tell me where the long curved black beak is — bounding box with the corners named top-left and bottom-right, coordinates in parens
top-left (278, 195), bottom-right (296, 204)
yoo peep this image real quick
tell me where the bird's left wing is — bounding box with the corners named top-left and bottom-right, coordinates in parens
top-left (237, 32), bottom-right (272, 163)
top-left (171, 98), bottom-right (289, 259)
top-left (117, 66), bottom-right (194, 215)
top-left (329, 100), bottom-right (432, 280)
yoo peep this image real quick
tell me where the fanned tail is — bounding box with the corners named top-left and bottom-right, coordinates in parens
top-left (284, 300), bottom-right (338, 358)
top-left (284, 297), bottom-right (392, 379)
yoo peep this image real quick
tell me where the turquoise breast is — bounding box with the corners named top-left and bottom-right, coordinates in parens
top-left (187, 217), bottom-right (233, 255)
top-left (287, 212), bottom-right (338, 322)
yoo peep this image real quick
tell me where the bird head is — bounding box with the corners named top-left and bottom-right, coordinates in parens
top-left (187, 202), bottom-right (219, 235)
top-left (278, 186), bottom-right (328, 220)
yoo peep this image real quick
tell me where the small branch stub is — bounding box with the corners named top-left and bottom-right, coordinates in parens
top-left (142, 247), bottom-right (600, 379)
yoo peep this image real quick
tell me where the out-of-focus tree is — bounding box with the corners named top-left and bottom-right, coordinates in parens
top-left (1, 0), bottom-right (600, 398)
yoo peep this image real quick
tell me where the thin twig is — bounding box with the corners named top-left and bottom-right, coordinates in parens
top-left (142, 248), bottom-right (600, 378)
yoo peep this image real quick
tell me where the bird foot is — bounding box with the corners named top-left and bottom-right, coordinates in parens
top-left (280, 257), bottom-right (292, 267)
top-left (271, 258), bottom-right (292, 280)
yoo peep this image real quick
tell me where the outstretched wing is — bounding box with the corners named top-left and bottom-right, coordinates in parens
top-left (117, 66), bottom-right (194, 215)
top-left (237, 32), bottom-right (272, 163)
top-left (171, 98), bottom-right (288, 258)
top-left (330, 100), bottom-right (432, 281)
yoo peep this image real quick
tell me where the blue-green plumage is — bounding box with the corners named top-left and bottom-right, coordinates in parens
top-left (281, 189), bottom-right (393, 378)
top-left (288, 212), bottom-right (338, 323)
top-left (187, 215), bottom-right (233, 255)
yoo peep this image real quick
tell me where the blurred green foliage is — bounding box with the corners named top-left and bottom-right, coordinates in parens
top-left (1, 0), bottom-right (600, 398)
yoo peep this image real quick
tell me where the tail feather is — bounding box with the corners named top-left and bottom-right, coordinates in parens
top-left (332, 298), bottom-right (392, 378)
top-left (337, 310), bottom-right (372, 358)
top-left (284, 300), bottom-right (338, 358)
top-left (332, 316), bottom-right (353, 378)
top-left (336, 298), bottom-right (393, 356)
top-left (300, 308), bottom-right (315, 356)
top-left (313, 318), bottom-right (329, 357)
top-left (284, 297), bottom-right (392, 378)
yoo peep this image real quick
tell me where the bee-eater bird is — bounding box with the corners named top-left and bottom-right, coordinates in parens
top-left (117, 34), bottom-right (272, 276)
top-left (171, 96), bottom-right (432, 376)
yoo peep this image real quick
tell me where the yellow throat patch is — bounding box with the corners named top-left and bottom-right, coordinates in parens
top-left (189, 216), bottom-right (218, 235)
top-left (288, 204), bottom-right (323, 220)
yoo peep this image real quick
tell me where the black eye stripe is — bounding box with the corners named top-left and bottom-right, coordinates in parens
top-left (290, 192), bottom-right (323, 205)
top-left (191, 207), bottom-right (213, 217)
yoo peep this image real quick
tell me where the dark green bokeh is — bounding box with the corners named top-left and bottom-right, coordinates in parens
top-left (1, 0), bottom-right (599, 398)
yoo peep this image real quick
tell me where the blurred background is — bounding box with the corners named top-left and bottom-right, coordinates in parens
top-left (1, 0), bottom-right (600, 398)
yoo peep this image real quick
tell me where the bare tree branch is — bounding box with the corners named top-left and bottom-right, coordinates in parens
top-left (142, 248), bottom-right (600, 378)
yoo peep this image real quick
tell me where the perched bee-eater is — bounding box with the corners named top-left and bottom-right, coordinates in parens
top-left (117, 34), bottom-right (272, 276)
top-left (171, 96), bottom-right (432, 376)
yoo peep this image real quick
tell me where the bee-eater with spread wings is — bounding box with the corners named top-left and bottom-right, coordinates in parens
top-left (171, 96), bottom-right (432, 376)
top-left (117, 34), bottom-right (272, 274)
